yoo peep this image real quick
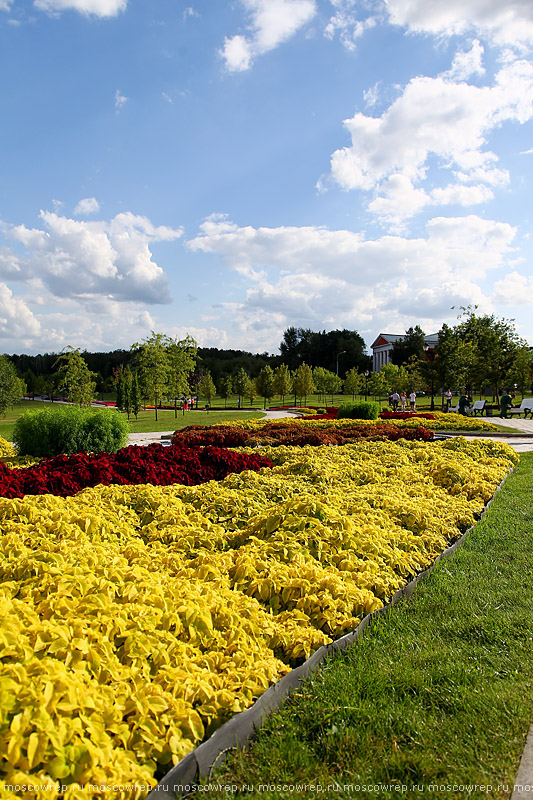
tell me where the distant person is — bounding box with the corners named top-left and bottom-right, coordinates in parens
top-left (391, 391), bottom-right (400, 411)
top-left (458, 394), bottom-right (471, 415)
top-left (409, 391), bottom-right (416, 411)
top-left (400, 392), bottom-right (407, 412)
top-left (445, 388), bottom-right (453, 410)
top-left (500, 392), bottom-right (515, 418)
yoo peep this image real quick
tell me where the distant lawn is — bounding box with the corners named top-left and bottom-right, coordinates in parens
top-left (125, 408), bottom-right (266, 434)
top-left (0, 401), bottom-right (267, 441)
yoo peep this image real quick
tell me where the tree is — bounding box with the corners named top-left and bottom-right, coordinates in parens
top-left (219, 375), bottom-right (234, 408)
top-left (131, 332), bottom-right (197, 421)
top-left (391, 326), bottom-right (426, 366)
top-left (0, 356), bottom-right (26, 416)
top-left (198, 371), bottom-right (216, 405)
top-left (167, 334), bottom-right (197, 400)
top-left (131, 333), bottom-right (171, 421)
top-left (368, 370), bottom-right (387, 402)
top-left (130, 371), bottom-right (141, 419)
top-left (255, 365), bottom-right (275, 409)
top-left (344, 368), bottom-right (363, 400)
top-left (234, 368), bottom-right (251, 408)
top-left (323, 371), bottom-right (342, 406)
top-left (116, 366), bottom-right (134, 418)
top-left (293, 363), bottom-right (315, 406)
top-left (54, 347), bottom-right (96, 406)
top-left (510, 345), bottom-right (533, 398)
top-left (454, 307), bottom-right (521, 398)
top-left (312, 367), bottom-right (330, 403)
top-left (273, 364), bottom-right (292, 406)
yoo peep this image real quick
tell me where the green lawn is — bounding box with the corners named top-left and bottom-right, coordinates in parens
top-left (202, 453), bottom-right (533, 799)
top-left (0, 401), bottom-right (266, 440)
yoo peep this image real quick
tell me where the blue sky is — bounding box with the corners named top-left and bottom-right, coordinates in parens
top-left (0, 0), bottom-right (532, 357)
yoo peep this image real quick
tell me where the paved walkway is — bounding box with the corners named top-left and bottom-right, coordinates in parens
top-left (127, 408), bottom-right (300, 447)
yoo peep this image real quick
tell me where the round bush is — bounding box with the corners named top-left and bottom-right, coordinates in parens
top-left (337, 401), bottom-right (379, 420)
top-left (13, 406), bottom-right (129, 457)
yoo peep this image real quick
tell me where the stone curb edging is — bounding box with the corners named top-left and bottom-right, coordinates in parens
top-left (146, 470), bottom-right (513, 799)
top-left (512, 726), bottom-right (533, 797)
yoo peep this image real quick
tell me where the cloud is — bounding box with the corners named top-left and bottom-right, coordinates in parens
top-left (493, 271), bottom-right (533, 305)
top-left (34, 0), bottom-right (127, 17)
top-left (115, 89), bottom-right (128, 111)
top-left (384, 0), bottom-right (533, 47)
top-left (0, 283), bottom-right (41, 340)
top-left (6, 209), bottom-right (181, 305)
top-left (187, 215), bottom-right (516, 341)
top-left (442, 40), bottom-right (485, 81)
top-left (220, 0), bottom-right (316, 72)
top-left (0, 0), bottom-right (13, 11)
top-left (327, 58), bottom-right (533, 224)
top-left (74, 197), bottom-right (100, 216)
top-left (430, 183), bottom-right (494, 206)
top-left (324, 3), bottom-right (376, 52)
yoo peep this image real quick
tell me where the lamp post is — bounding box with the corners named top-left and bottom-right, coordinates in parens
top-left (364, 370), bottom-right (369, 401)
top-left (336, 350), bottom-right (347, 376)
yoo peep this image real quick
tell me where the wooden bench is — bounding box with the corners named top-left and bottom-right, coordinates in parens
top-left (507, 398), bottom-right (533, 418)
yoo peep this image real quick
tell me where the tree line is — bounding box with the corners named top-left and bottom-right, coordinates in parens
top-left (1, 313), bottom-right (532, 417)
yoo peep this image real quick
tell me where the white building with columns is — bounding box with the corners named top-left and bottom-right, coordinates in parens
top-left (370, 332), bottom-right (439, 372)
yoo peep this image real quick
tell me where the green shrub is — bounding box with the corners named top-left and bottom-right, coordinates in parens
top-left (337, 401), bottom-right (379, 420)
top-left (13, 406), bottom-right (129, 457)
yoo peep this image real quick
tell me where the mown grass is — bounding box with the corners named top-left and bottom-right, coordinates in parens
top-left (202, 453), bottom-right (533, 800)
top-left (0, 402), bottom-right (266, 440)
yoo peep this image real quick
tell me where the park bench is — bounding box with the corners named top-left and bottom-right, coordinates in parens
top-left (448, 402), bottom-right (459, 413)
top-left (507, 398), bottom-right (533, 418)
top-left (468, 400), bottom-right (486, 416)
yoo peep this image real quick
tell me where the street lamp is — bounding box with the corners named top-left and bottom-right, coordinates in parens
top-left (364, 370), bottom-right (369, 401)
top-left (336, 350), bottom-right (347, 376)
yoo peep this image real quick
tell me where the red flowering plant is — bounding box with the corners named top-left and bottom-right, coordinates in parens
top-left (0, 444), bottom-right (272, 500)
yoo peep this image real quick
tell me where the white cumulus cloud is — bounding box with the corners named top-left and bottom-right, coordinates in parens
top-left (0, 282), bottom-right (41, 340)
top-left (328, 58), bottom-right (533, 224)
top-left (74, 197), bottom-right (100, 216)
top-left (6, 210), bottom-right (181, 305)
top-left (34, 0), bottom-right (127, 17)
top-left (187, 214), bottom-right (516, 341)
top-left (384, 0), bottom-right (533, 47)
top-left (220, 0), bottom-right (316, 72)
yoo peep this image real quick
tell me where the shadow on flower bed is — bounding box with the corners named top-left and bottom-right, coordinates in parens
top-left (0, 444), bottom-right (272, 499)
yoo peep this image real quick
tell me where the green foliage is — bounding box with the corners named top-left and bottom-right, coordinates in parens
top-left (255, 365), bottom-right (275, 408)
top-left (273, 364), bottom-right (292, 404)
top-left (0, 355), bottom-right (26, 416)
top-left (13, 406), bottom-right (129, 457)
top-left (53, 347), bottom-right (97, 406)
top-left (293, 363), bottom-right (315, 405)
top-left (343, 367), bottom-right (364, 399)
top-left (337, 401), bottom-right (379, 420)
top-left (234, 368), bottom-right (252, 407)
top-left (198, 371), bottom-right (217, 403)
top-left (131, 331), bottom-right (197, 419)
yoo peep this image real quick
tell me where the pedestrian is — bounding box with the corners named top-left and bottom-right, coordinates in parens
top-left (500, 391), bottom-right (515, 418)
top-left (458, 394), bottom-right (471, 415)
top-left (400, 391), bottom-right (407, 412)
top-left (445, 388), bottom-right (452, 411)
top-left (409, 391), bottom-right (416, 411)
top-left (391, 391), bottom-right (400, 411)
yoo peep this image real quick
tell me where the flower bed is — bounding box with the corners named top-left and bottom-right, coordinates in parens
top-left (0, 438), bottom-right (517, 798)
top-left (0, 444), bottom-right (272, 499)
top-left (220, 414), bottom-right (498, 433)
top-left (171, 421), bottom-right (434, 448)
top-left (380, 410), bottom-right (436, 420)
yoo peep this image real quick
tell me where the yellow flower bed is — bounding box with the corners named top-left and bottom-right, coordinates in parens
top-left (0, 436), bottom-right (16, 459)
top-left (226, 412), bottom-right (498, 432)
top-left (0, 439), bottom-right (517, 798)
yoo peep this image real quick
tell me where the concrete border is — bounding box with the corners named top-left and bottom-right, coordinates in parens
top-left (512, 727), bottom-right (533, 798)
top-left (146, 470), bottom-right (513, 799)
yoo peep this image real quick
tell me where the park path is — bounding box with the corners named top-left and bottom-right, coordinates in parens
top-left (127, 408), bottom-right (300, 447)
top-left (127, 409), bottom-right (533, 452)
